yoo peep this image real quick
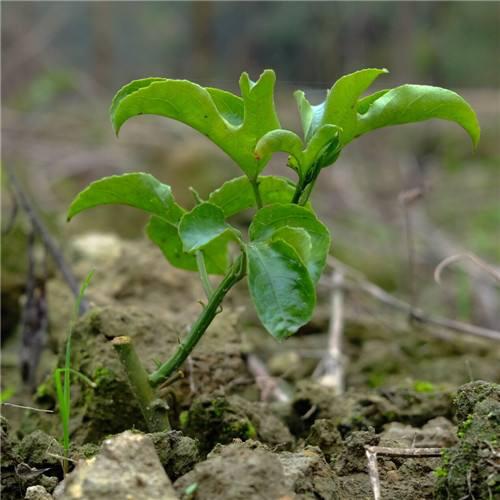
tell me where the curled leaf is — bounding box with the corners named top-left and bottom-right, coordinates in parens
top-left (355, 84), bottom-right (480, 147)
top-left (111, 71), bottom-right (280, 177)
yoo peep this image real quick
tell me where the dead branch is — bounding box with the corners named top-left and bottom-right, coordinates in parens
top-left (246, 354), bottom-right (291, 403)
top-left (365, 447), bottom-right (382, 500)
top-left (314, 270), bottom-right (345, 394)
top-left (399, 186), bottom-right (425, 309)
top-left (435, 253), bottom-right (500, 284)
top-left (365, 445), bottom-right (442, 457)
top-left (4, 164), bottom-right (89, 314)
top-left (19, 230), bottom-right (48, 387)
top-left (325, 256), bottom-right (500, 342)
top-left (365, 445), bottom-right (442, 500)
top-left (0, 402), bottom-right (54, 413)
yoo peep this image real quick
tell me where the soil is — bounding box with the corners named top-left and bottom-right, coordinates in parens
top-left (1, 235), bottom-right (499, 499)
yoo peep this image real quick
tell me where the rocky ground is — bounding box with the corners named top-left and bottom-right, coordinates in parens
top-left (1, 235), bottom-right (499, 499)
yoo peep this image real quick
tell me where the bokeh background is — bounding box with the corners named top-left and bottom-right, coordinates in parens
top-left (2, 1), bottom-right (499, 345)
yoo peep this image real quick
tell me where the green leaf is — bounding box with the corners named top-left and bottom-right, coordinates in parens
top-left (246, 240), bottom-right (315, 339)
top-left (355, 84), bottom-right (481, 147)
top-left (295, 68), bottom-right (387, 143)
top-left (111, 70), bottom-right (280, 178)
top-left (254, 129), bottom-right (304, 165)
top-left (357, 89), bottom-right (389, 115)
top-left (271, 226), bottom-right (311, 264)
top-left (321, 68), bottom-right (388, 144)
top-left (207, 175), bottom-right (298, 217)
top-left (109, 78), bottom-right (165, 119)
top-left (294, 90), bottom-right (314, 143)
top-left (302, 124), bottom-right (342, 171)
top-left (67, 172), bottom-right (183, 223)
top-left (147, 216), bottom-right (230, 275)
top-left (256, 125), bottom-right (342, 178)
top-left (206, 87), bottom-right (244, 126)
top-left (249, 204), bottom-right (330, 283)
top-left (179, 202), bottom-right (236, 253)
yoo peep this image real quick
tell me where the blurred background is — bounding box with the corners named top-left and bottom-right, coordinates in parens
top-left (2, 1), bottom-right (499, 350)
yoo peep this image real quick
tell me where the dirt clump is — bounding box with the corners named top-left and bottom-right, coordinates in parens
top-left (435, 381), bottom-right (500, 499)
top-left (305, 419), bottom-right (345, 464)
top-left (289, 380), bottom-right (454, 438)
top-left (379, 417), bottom-right (457, 448)
top-left (1, 419), bottom-right (60, 500)
top-left (175, 440), bottom-right (340, 499)
top-left (149, 430), bottom-right (200, 480)
top-left (25, 303), bottom-right (250, 444)
top-left (53, 430), bottom-right (178, 500)
top-left (180, 393), bottom-right (293, 456)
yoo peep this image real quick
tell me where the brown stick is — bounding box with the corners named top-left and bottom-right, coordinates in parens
top-left (315, 270), bottom-right (345, 394)
top-left (325, 256), bottom-right (500, 342)
top-left (365, 447), bottom-right (381, 500)
top-left (4, 164), bottom-right (89, 314)
top-left (435, 253), bottom-right (500, 284)
top-left (365, 445), bottom-right (442, 457)
top-left (365, 445), bottom-right (443, 500)
top-left (246, 354), bottom-right (291, 403)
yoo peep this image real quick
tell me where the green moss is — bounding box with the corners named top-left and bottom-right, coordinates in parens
top-left (367, 373), bottom-right (386, 388)
top-left (35, 381), bottom-right (55, 405)
top-left (457, 413), bottom-right (474, 438)
top-left (179, 410), bottom-right (189, 428)
top-left (413, 380), bottom-right (436, 393)
top-left (435, 384), bottom-right (500, 499)
top-left (227, 419), bottom-right (257, 440)
top-left (92, 366), bottom-right (114, 383)
top-left (433, 467), bottom-right (448, 479)
top-left (182, 396), bottom-right (261, 456)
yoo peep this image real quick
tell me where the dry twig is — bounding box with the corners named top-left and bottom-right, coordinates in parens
top-left (1, 402), bottom-right (54, 413)
top-left (435, 253), bottom-right (500, 284)
top-left (314, 270), bottom-right (345, 394)
top-left (365, 445), bottom-right (442, 500)
top-left (325, 256), bottom-right (500, 342)
top-left (4, 164), bottom-right (89, 314)
top-left (246, 354), bottom-right (291, 403)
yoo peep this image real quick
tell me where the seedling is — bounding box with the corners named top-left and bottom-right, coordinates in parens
top-left (54, 270), bottom-right (95, 474)
top-left (68, 68), bottom-right (479, 431)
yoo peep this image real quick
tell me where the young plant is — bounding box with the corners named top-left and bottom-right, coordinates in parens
top-left (54, 270), bottom-right (95, 474)
top-left (68, 68), bottom-right (479, 431)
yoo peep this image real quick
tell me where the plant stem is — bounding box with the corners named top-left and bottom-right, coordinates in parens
top-left (112, 336), bottom-right (170, 432)
top-left (250, 178), bottom-right (263, 209)
top-left (149, 253), bottom-right (246, 387)
top-left (298, 175), bottom-right (318, 206)
top-left (291, 179), bottom-right (304, 204)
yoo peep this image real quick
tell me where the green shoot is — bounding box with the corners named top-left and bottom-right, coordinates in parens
top-left (54, 270), bottom-right (94, 474)
top-left (67, 68), bottom-right (480, 431)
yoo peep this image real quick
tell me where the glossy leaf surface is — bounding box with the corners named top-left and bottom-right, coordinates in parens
top-left (249, 204), bottom-right (330, 283)
top-left (67, 173), bottom-right (183, 223)
top-left (179, 202), bottom-right (235, 253)
top-left (147, 216), bottom-right (230, 275)
top-left (294, 68), bottom-right (387, 144)
top-left (355, 84), bottom-right (480, 147)
top-left (247, 240), bottom-right (315, 339)
top-left (208, 175), bottom-right (298, 217)
top-left (255, 125), bottom-right (341, 178)
top-left (111, 71), bottom-right (280, 177)
top-left (271, 226), bottom-right (312, 264)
